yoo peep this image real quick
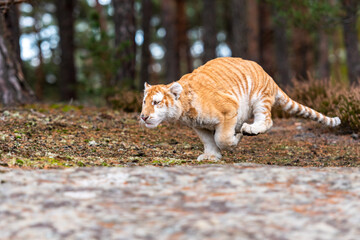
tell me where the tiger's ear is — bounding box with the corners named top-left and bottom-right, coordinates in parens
top-left (144, 82), bottom-right (151, 90)
top-left (169, 82), bottom-right (182, 100)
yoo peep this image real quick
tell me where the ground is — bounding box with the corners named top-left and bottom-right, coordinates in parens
top-left (1, 164), bottom-right (360, 239)
top-left (1, 105), bottom-right (360, 239)
top-left (0, 104), bottom-right (358, 168)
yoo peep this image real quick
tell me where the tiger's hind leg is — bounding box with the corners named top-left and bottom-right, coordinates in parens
top-left (214, 115), bottom-right (243, 150)
top-left (241, 98), bottom-right (273, 135)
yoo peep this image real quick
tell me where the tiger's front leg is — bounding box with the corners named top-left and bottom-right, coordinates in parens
top-left (194, 128), bottom-right (222, 161)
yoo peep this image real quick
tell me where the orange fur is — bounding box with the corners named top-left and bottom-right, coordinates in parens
top-left (140, 57), bottom-right (340, 161)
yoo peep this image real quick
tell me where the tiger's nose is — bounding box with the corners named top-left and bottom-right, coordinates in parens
top-left (141, 114), bottom-right (149, 121)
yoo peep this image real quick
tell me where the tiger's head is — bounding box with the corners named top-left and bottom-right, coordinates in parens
top-left (140, 82), bottom-right (183, 128)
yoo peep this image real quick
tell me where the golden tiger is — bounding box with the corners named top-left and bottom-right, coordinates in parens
top-left (140, 57), bottom-right (340, 161)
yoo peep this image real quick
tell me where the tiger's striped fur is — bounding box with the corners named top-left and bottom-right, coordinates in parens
top-left (140, 57), bottom-right (340, 161)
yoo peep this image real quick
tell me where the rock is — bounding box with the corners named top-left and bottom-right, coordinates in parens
top-left (0, 161), bottom-right (8, 167)
top-left (88, 140), bottom-right (97, 146)
top-left (351, 133), bottom-right (359, 140)
top-left (0, 165), bottom-right (360, 239)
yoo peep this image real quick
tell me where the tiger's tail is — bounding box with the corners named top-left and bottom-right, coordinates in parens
top-left (275, 87), bottom-right (341, 127)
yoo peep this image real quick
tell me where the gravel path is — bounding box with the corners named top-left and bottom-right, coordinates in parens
top-left (1, 164), bottom-right (360, 240)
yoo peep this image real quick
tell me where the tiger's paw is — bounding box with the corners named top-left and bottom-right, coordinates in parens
top-left (241, 123), bottom-right (261, 136)
top-left (197, 152), bottom-right (222, 162)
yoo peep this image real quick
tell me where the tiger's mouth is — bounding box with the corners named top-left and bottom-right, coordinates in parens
top-left (141, 118), bottom-right (160, 128)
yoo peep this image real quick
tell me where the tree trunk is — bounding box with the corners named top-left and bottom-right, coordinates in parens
top-left (95, 0), bottom-right (108, 32)
top-left (246, 0), bottom-right (259, 62)
top-left (0, 15), bottom-right (35, 106)
top-left (259, 2), bottom-right (275, 77)
top-left (30, 3), bottom-right (46, 100)
top-left (112, 0), bottom-right (136, 88)
top-left (4, 3), bottom-right (21, 64)
top-left (202, 0), bottom-right (217, 63)
top-left (318, 30), bottom-right (330, 79)
top-left (56, 0), bottom-right (77, 101)
top-left (161, 0), bottom-right (179, 83)
top-left (34, 38), bottom-right (45, 100)
top-left (273, 13), bottom-right (291, 86)
top-left (341, 0), bottom-right (360, 85)
top-left (176, 0), bottom-right (192, 74)
top-left (291, 28), bottom-right (314, 80)
top-left (331, 30), bottom-right (343, 83)
top-left (223, 0), bottom-right (232, 50)
top-left (140, 0), bottom-right (152, 90)
top-left (231, 0), bottom-right (247, 58)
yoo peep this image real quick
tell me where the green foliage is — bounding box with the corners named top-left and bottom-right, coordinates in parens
top-left (76, 10), bottom-right (115, 100)
top-left (50, 104), bottom-right (83, 112)
top-left (77, 6), bottom-right (136, 103)
top-left (266, 0), bottom-right (341, 31)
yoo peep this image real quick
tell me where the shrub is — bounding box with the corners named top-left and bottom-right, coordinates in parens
top-left (108, 90), bottom-right (143, 113)
top-left (274, 77), bottom-right (360, 133)
top-left (335, 90), bottom-right (360, 133)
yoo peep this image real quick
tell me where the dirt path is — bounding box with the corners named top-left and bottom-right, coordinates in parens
top-left (1, 164), bottom-right (360, 240)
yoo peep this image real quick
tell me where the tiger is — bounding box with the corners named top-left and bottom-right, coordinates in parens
top-left (140, 57), bottom-right (340, 161)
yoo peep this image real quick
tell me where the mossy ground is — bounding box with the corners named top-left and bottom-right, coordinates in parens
top-left (0, 104), bottom-right (358, 169)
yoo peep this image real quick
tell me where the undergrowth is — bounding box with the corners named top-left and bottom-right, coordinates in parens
top-left (108, 90), bottom-right (143, 112)
top-left (274, 77), bottom-right (360, 133)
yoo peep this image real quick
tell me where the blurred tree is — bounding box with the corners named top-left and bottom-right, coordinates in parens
top-left (331, 29), bottom-right (343, 83)
top-left (246, 0), bottom-right (259, 62)
top-left (265, 0), bottom-right (340, 81)
top-left (231, 0), bottom-right (247, 58)
top-left (112, 0), bottom-right (136, 88)
top-left (76, 0), bottom-right (115, 102)
top-left (0, 4), bottom-right (35, 105)
top-left (56, 0), bottom-right (77, 100)
top-left (291, 28), bottom-right (314, 80)
top-left (202, 0), bottom-right (216, 62)
top-left (140, 0), bottom-right (152, 89)
top-left (259, 2), bottom-right (275, 77)
top-left (318, 30), bottom-right (330, 79)
top-left (95, 0), bottom-right (107, 32)
top-left (273, 12), bottom-right (291, 86)
top-left (161, 0), bottom-right (179, 83)
top-left (176, 0), bottom-right (191, 74)
top-left (341, 0), bottom-right (360, 85)
top-left (3, 2), bottom-right (21, 64)
top-left (30, 2), bottom-right (46, 100)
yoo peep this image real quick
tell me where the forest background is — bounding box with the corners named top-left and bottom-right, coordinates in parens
top-left (0, 0), bottom-right (359, 117)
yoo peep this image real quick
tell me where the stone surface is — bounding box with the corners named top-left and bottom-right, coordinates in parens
top-left (1, 164), bottom-right (360, 240)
